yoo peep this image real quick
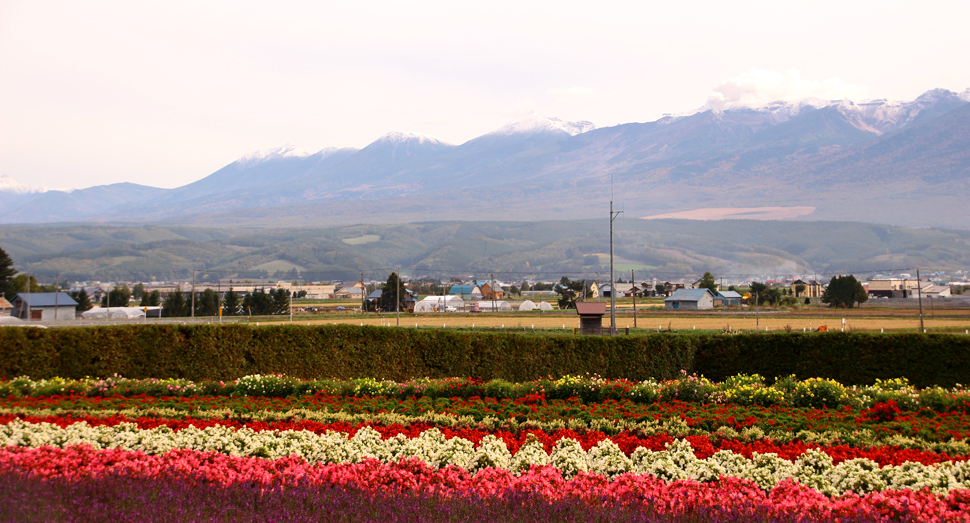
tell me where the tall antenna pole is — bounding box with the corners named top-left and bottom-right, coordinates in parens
top-left (191, 269), bottom-right (196, 319)
top-left (609, 174), bottom-right (622, 336)
top-left (917, 268), bottom-right (925, 333)
top-left (632, 269), bottom-right (637, 329)
top-left (396, 267), bottom-right (400, 327)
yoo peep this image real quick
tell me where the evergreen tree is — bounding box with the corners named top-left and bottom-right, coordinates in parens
top-left (163, 287), bottom-right (187, 317)
top-left (0, 247), bottom-right (15, 299)
top-left (697, 272), bottom-right (718, 293)
top-left (379, 272), bottom-right (406, 313)
top-left (69, 288), bottom-right (93, 312)
top-left (131, 283), bottom-right (145, 301)
top-left (242, 287), bottom-right (273, 315)
top-left (222, 288), bottom-right (240, 316)
top-left (102, 284), bottom-right (132, 307)
top-left (822, 275), bottom-right (868, 308)
top-left (271, 287), bottom-right (290, 315)
top-left (196, 288), bottom-right (221, 316)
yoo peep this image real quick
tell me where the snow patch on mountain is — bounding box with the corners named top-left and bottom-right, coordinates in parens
top-left (234, 144), bottom-right (311, 166)
top-left (0, 175), bottom-right (51, 194)
top-left (490, 112), bottom-right (596, 136)
top-left (375, 132), bottom-right (452, 145)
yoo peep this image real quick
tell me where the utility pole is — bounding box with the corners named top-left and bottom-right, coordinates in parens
top-left (24, 277), bottom-right (30, 320)
top-left (609, 199), bottom-right (623, 336)
top-left (490, 273), bottom-right (495, 313)
top-left (360, 272), bottom-right (365, 315)
top-left (396, 267), bottom-right (400, 327)
top-left (289, 284), bottom-right (293, 324)
top-left (54, 277), bottom-right (59, 320)
top-left (917, 268), bottom-right (925, 333)
top-left (632, 269), bottom-right (637, 329)
top-left (191, 269), bottom-right (196, 319)
top-left (755, 292), bottom-right (760, 332)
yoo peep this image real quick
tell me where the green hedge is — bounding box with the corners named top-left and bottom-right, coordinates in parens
top-left (0, 325), bottom-right (966, 387)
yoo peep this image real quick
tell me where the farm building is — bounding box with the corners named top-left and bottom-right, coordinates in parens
top-left (414, 295), bottom-right (464, 313)
top-left (715, 290), bottom-right (743, 306)
top-left (664, 289), bottom-right (715, 310)
top-left (448, 284), bottom-right (482, 300)
top-left (0, 297), bottom-right (12, 316)
top-left (12, 293), bottom-right (78, 320)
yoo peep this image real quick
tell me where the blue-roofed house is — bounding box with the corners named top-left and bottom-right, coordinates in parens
top-left (715, 290), bottom-right (743, 307)
top-left (448, 284), bottom-right (482, 300)
top-left (664, 289), bottom-right (715, 310)
top-left (12, 292), bottom-right (78, 320)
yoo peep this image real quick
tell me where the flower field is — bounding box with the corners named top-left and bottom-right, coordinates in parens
top-left (2, 372), bottom-right (970, 521)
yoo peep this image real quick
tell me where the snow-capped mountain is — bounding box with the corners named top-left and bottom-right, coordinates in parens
top-left (233, 143), bottom-right (311, 167)
top-left (2, 87), bottom-right (968, 228)
top-left (374, 132), bottom-right (452, 145)
top-left (487, 112), bottom-right (596, 137)
top-left (0, 175), bottom-right (52, 194)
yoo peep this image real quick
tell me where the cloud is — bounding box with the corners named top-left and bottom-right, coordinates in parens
top-left (703, 68), bottom-right (869, 110)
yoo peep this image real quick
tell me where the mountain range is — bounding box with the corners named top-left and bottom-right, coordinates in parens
top-left (2, 88), bottom-right (969, 228)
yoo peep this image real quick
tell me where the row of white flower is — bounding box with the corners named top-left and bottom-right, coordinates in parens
top-left (2, 420), bottom-right (968, 496)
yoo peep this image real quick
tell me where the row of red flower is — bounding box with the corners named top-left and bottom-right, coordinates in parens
top-left (6, 392), bottom-right (968, 441)
top-left (4, 412), bottom-right (965, 467)
top-left (2, 444), bottom-right (968, 522)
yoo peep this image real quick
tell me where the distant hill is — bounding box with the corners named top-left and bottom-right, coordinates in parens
top-left (1, 89), bottom-right (968, 228)
top-left (3, 219), bottom-right (968, 282)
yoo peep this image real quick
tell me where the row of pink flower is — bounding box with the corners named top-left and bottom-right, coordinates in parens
top-left (2, 444), bottom-right (968, 522)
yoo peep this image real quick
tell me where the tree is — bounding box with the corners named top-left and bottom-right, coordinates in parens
top-left (163, 287), bottom-right (187, 317)
top-left (554, 276), bottom-right (584, 309)
top-left (655, 283), bottom-right (666, 296)
top-left (0, 247), bottom-right (16, 299)
top-left (271, 288), bottom-right (290, 315)
top-left (379, 272), bottom-right (406, 313)
top-left (822, 275), bottom-right (868, 308)
top-left (70, 288), bottom-right (93, 312)
top-left (697, 272), bottom-right (717, 293)
top-left (509, 285), bottom-right (520, 296)
top-left (140, 290), bottom-right (161, 307)
top-left (196, 288), bottom-right (221, 316)
top-left (222, 288), bottom-right (241, 316)
top-left (132, 283), bottom-right (145, 301)
top-left (794, 284), bottom-right (806, 297)
top-left (102, 284), bottom-right (131, 307)
top-left (748, 282), bottom-right (782, 306)
top-left (520, 281), bottom-right (531, 292)
top-left (242, 287), bottom-right (274, 315)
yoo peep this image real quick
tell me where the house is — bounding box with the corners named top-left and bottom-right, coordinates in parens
top-left (664, 289), bottom-right (715, 310)
top-left (0, 297), bottom-right (13, 316)
top-left (715, 290), bottom-right (743, 307)
top-left (790, 279), bottom-right (823, 298)
top-left (448, 284), bottom-right (482, 301)
top-left (478, 282), bottom-right (504, 300)
top-left (12, 292), bottom-right (78, 320)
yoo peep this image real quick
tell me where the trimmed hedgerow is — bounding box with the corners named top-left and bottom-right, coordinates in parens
top-left (0, 325), bottom-right (966, 387)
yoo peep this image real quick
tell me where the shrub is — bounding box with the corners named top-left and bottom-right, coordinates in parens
top-left (792, 378), bottom-right (850, 409)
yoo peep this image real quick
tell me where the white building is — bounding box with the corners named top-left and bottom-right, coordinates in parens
top-left (12, 293), bottom-right (78, 320)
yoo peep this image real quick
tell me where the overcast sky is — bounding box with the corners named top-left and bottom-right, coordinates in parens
top-left (2, 0), bottom-right (968, 190)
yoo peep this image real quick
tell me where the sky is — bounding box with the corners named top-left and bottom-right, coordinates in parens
top-left (2, 0), bottom-right (969, 190)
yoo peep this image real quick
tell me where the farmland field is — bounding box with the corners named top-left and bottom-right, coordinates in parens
top-left (295, 310), bottom-right (970, 333)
